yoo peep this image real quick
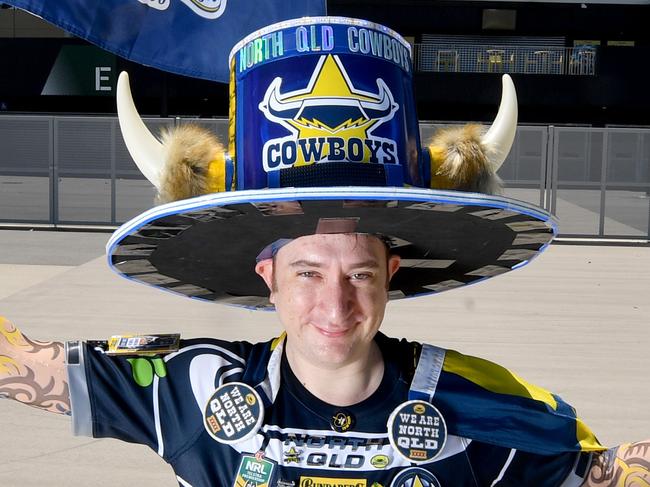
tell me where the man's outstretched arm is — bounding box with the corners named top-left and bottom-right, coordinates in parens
top-left (583, 441), bottom-right (650, 486)
top-left (0, 316), bottom-right (70, 414)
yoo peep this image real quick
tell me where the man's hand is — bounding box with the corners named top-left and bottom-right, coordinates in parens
top-left (0, 316), bottom-right (70, 414)
top-left (583, 440), bottom-right (650, 486)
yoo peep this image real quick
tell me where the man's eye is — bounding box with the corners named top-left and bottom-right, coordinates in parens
top-left (351, 273), bottom-right (371, 280)
top-left (297, 271), bottom-right (317, 278)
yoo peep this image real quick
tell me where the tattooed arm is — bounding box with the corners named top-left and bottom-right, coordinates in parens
top-left (582, 440), bottom-right (650, 486)
top-left (0, 316), bottom-right (70, 414)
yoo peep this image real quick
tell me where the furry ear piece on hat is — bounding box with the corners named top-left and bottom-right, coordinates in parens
top-left (156, 124), bottom-right (228, 204)
top-left (427, 124), bottom-right (503, 195)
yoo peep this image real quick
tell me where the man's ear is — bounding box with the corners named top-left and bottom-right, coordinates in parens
top-left (387, 255), bottom-right (401, 281)
top-left (255, 259), bottom-right (275, 303)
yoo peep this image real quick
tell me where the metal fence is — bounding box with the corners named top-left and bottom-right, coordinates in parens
top-left (413, 44), bottom-right (597, 75)
top-left (1, 115), bottom-right (648, 240)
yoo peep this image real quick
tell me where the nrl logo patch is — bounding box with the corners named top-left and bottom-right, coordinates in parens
top-left (138, 0), bottom-right (227, 20)
top-left (233, 454), bottom-right (275, 487)
top-left (258, 54), bottom-right (399, 172)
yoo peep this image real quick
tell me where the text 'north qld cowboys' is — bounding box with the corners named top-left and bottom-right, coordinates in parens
top-left (238, 24), bottom-right (410, 74)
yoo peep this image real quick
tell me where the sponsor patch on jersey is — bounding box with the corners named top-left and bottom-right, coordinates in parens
top-left (387, 400), bottom-right (447, 464)
top-left (233, 454), bottom-right (275, 487)
top-left (370, 454), bottom-right (391, 469)
top-left (298, 477), bottom-right (367, 487)
top-left (107, 333), bottom-right (180, 356)
top-left (330, 410), bottom-right (355, 432)
top-left (204, 382), bottom-right (264, 444)
top-left (284, 446), bottom-right (303, 464)
top-left (390, 467), bottom-right (441, 487)
top-left (281, 432), bottom-right (388, 469)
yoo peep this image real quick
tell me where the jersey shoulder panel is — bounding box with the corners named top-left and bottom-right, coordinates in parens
top-left (77, 337), bottom-right (275, 459)
top-left (430, 348), bottom-right (603, 455)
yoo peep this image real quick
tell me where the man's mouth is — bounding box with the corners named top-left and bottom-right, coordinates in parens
top-left (311, 324), bottom-right (353, 338)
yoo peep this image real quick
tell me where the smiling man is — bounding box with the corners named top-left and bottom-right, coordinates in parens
top-left (2, 231), bottom-right (649, 486)
top-left (256, 233), bottom-right (400, 407)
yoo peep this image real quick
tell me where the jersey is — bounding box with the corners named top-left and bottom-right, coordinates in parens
top-left (65, 333), bottom-right (594, 487)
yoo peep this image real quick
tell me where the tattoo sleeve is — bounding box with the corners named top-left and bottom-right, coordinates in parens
top-left (0, 316), bottom-right (70, 415)
top-left (583, 440), bottom-right (650, 486)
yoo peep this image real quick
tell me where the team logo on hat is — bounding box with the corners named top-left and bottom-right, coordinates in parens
top-left (259, 54), bottom-right (399, 172)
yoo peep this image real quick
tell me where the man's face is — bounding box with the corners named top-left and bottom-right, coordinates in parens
top-left (255, 233), bottom-right (400, 369)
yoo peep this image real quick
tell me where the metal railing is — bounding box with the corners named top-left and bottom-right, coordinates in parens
top-left (1, 115), bottom-right (648, 241)
top-left (413, 44), bottom-right (597, 75)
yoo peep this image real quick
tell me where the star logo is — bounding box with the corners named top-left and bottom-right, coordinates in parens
top-left (390, 467), bottom-right (441, 487)
top-left (283, 446), bottom-right (303, 464)
top-left (258, 54), bottom-right (400, 171)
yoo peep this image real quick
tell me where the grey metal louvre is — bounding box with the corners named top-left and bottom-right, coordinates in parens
top-left (0, 116), bottom-right (52, 175)
top-left (55, 117), bottom-right (112, 178)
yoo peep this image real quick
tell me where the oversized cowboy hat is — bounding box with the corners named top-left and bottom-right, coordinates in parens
top-left (108, 16), bottom-right (556, 310)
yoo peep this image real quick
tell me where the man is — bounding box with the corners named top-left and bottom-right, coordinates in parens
top-left (2, 15), bottom-right (649, 487)
top-left (2, 233), bottom-right (650, 486)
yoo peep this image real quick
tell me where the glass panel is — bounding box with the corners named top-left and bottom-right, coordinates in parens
top-left (503, 187), bottom-right (542, 207)
top-left (607, 132), bottom-right (639, 184)
top-left (641, 133), bottom-right (650, 184)
top-left (57, 177), bottom-right (111, 223)
top-left (555, 129), bottom-right (604, 235)
top-left (0, 116), bottom-right (52, 222)
top-left (501, 127), bottom-right (545, 207)
top-left (56, 118), bottom-right (113, 223)
top-left (513, 128), bottom-right (544, 182)
top-left (115, 178), bottom-right (157, 223)
top-left (603, 130), bottom-right (650, 237)
top-left (556, 130), bottom-right (603, 183)
top-left (555, 188), bottom-right (601, 235)
top-left (603, 190), bottom-right (649, 237)
top-left (498, 140), bottom-right (516, 182)
top-left (0, 175), bottom-right (50, 221)
top-left (418, 123), bottom-right (437, 143)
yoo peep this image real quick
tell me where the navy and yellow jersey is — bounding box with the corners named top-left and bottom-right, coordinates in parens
top-left (65, 334), bottom-right (599, 487)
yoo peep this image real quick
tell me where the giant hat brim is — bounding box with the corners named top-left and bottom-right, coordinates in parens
top-left (107, 186), bottom-right (557, 310)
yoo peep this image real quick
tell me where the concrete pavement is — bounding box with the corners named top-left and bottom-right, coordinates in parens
top-left (0, 229), bottom-right (648, 486)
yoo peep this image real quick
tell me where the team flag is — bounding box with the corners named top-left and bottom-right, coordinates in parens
top-left (4, 0), bottom-right (327, 83)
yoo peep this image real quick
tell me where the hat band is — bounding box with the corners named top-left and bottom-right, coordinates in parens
top-left (266, 161), bottom-right (404, 188)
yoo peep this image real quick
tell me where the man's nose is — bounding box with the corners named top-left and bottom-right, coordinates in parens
top-left (320, 275), bottom-right (355, 323)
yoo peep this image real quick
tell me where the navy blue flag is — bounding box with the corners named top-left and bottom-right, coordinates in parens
top-left (4, 0), bottom-right (326, 82)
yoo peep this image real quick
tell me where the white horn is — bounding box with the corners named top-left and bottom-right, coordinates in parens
top-left (117, 71), bottom-right (164, 189)
top-left (482, 74), bottom-right (518, 170)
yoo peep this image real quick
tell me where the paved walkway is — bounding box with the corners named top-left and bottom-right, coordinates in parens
top-left (0, 229), bottom-right (648, 486)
